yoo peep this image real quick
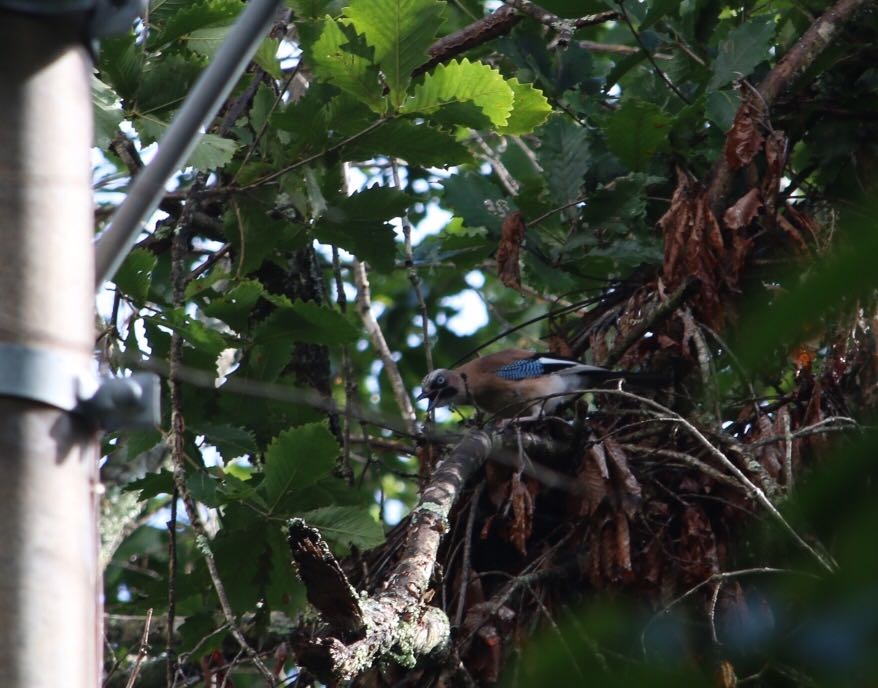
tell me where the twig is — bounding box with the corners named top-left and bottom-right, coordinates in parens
top-left (641, 566), bottom-right (817, 654)
top-left (619, 444), bottom-right (742, 488)
top-left (590, 388), bottom-right (837, 573)
top-left (616, 1), bottom-right (690, 103)
top-left (455, 482), bottom-right (484, 628)
top-left (187, 242), bottom-right (230, 282)
top-left (171, 466), bottom-right (277, 684)
top-left (782, 410), bottom-right (794, 490)
top-left (707, 0), bottom-right (870, 213)
top-left (124, 609), bottom-right (153, 688)
top-left (241, 119), bottom-right (388, 190)
top-left (472, 133), bottom-right (519, 196)
top-left (166, 223), bottom-right (189, 688)
top-left (603, 277), bottom-right (696, 367)
top-left (231, 64), bottom-right (301, 185)
top-left (527, 195), bottom-right (587, 227)
top-left (331, 246), bottom-right (355, 482)
top-left (501, 0), bottom-right (619, 48)
top-left (699, 320), bottom-right (761, 416)
top-left (750, 416), bottom-right (859, 447)
top-left (391, 158), bottom-right (433, 372)
top-left (168, 218), bottom-right (276, 687)
top-left (352, 260), bottom-right (418, 433)
top-left (679, 307), bottom-right (722, 426)
top-left (579, 39), bottom-right (672, 58)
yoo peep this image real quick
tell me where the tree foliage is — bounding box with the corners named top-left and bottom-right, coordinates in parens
top-left (95, 1), bottom-right (878, 686)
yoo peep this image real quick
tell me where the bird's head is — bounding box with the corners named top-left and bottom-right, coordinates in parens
top-left (416, 368), bottom-right (467, 411)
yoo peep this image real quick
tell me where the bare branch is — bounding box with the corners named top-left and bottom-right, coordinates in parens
top-left (353, 260), bottom-right (418, 434)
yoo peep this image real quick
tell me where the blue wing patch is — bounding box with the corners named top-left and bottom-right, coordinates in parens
top-left (495, 358), bottom-right (546, 380)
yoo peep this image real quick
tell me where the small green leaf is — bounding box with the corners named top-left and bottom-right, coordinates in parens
top-left (189, 134), bottom-right (239, 171)
top-left (196, 424), bottom-right (258, 461)
top-left (286, 0), bottom-right (332, 18)
top-left (185, 25), bottom-right (232, 57)
top-left (401, 58), bottom-right (515, 128)
top-left (343, 119), bottom-right (470, 167)
top-left (253, 37), bottom-right (283, 80)
top-left (261, 423), bottom-right (338, 514)
top-left (266, 526), bottom-right (305, 614)
top-left (443, 172), bottom-right (511, 232)
top-left (187, 471), bottom-right (220, 507)
top-left (604, 98), bottom-right (672, 172)
top-left (146, 311), bottom-right (228, 357)
top-left (224, 199), bottom-right (303, 275)
top-left (154, 0), bottom-right (241, 47)
top-left (708, 17), bottom-right (775, 91)
top-left (310, 17), bottom-right (383, 110)
top-left (135, 54), bottom-right (203, 115)
top-left (641, 0), bottom-right (680, 30)
top-left (705, 89), bottom-right (739, 131)
top-left (538, 116), bottom-right (590, 204)
top-left (314, 186), bottom-right (412, 272)
top-left (202, 280), bottom-right (264, 332)
top-left (127, 469), bottom-right (175, 500)
top-left (299, 505), bottom-right (385, 553)
top-left (136, 116), bottom-right (237, 171)
top-left (346, 0), bottom-right (446, 107)
top-left (93, 77), bottom-right (123, 149)
top-left (97, 33), bottom-right (143, 102)
top-left (497, 77), bottom-right (552, 135)
top-left (114, 248), bottom-right (157, 305)
top-left (253, 299), bottom-right (359, 348)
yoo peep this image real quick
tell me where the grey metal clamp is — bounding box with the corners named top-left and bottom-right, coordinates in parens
top-left (0, 0), bottom-right (147, 38)
top-left (0, 342), bottom-right (159, 430)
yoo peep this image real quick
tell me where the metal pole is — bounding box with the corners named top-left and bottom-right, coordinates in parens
top-left (93, 0), bottom-right (283, 287)
top-left (0, 10), bottom-right (100, 688)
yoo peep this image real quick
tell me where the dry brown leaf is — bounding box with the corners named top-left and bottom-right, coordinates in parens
top-left (725, 88), bottom-right (765, 170)
top-left (762, 130), bottom-right (788, 206)
top-left (496, 211), bottom-right (526, 289)
top-left (777, 212), bottom-right (809, 253)
top-left (576, 443), bottom-right (610, 516)
top-left (754, 414), bottom-right (782, 478)
top-left (659, 168), bottom-right (728, 325)
top-left (680, 506), bottom-right (719, 581)
top-left (508, 473), bottom-right (534, 556)
top-left (723, 188), bottom-right (763, 230)
top-left (605, 437), bottom-right (642, 518)
top-left (613, 510), bottom-right (633, 574)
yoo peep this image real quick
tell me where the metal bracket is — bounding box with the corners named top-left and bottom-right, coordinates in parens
top-left (0, 342), bottom-right (160, 430)
top-left (0, 0), bottom-right (147, 38)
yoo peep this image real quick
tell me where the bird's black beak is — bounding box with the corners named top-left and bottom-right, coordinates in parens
top-left (416, 389), bottom-right (439, 411)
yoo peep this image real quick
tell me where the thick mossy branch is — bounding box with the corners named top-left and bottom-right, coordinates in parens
top-left (292, 430), bottom-right (495, 682)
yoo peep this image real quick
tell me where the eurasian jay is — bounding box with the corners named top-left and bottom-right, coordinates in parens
top-left (417, 348), bottom-right (659, 419)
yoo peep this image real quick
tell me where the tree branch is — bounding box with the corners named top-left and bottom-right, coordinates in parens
top-left (501, 0), bottom-right (618, 47)
top-left (414, 7), bottom-right (523, 77)
top-left (707, 0), bottom-right (870, 213)
top-left (353, 260), bottom-right (418, 434)
top-left (293, 430), bottom-right (497, 682)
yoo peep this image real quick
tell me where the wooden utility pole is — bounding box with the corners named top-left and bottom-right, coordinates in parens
top-left (0, 10), bottom-right (99, 686)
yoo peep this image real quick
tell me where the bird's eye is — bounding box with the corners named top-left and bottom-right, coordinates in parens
top-left (434, 374), bottom-right (446, 387)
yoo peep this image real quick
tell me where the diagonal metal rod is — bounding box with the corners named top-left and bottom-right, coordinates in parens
top-left (93, 0), bottom-right (283, 288)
